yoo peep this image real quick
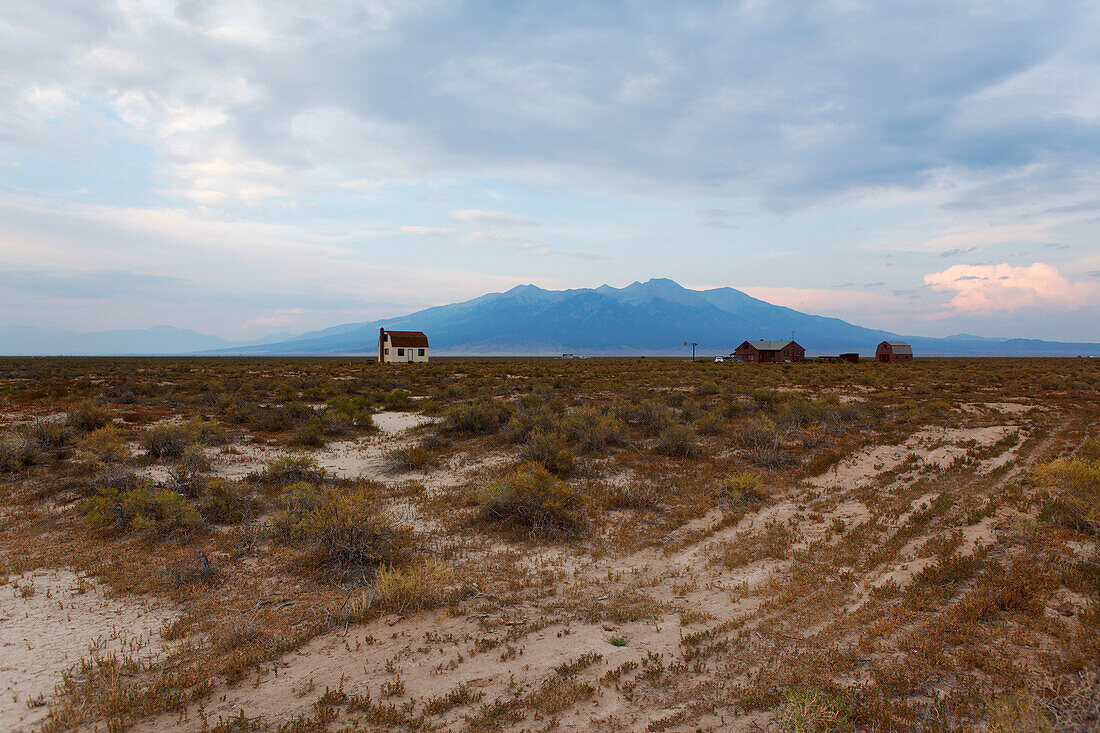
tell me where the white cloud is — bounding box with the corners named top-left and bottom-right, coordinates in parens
top-left (924, 262), bottom-right (1100, 313)
top-left (400, 225), bottom-right (456, 236)
top-left (449, 210), bottom-right (539, 228)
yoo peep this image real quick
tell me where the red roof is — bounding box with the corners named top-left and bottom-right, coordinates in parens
top-left (383, 330), bottom-right (429, 348)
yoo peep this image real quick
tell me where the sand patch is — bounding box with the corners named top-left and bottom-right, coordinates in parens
top-left (0, 569), bottom-right (174, 732)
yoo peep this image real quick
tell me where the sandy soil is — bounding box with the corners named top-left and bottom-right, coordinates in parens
top-left (0, 569), bottom-right (175, 732)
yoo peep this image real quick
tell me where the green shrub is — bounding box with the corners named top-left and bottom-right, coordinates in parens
top-left (83, 483), bottom-right (204, 536)
top-left (383, 389), bottom-right (414, 410)
top-left (272, 487), bottom-right (414, 577)
top-left (257, 455), bottom-right (324, 486)
top-left (327, 397), bottom-right (377, 430)
top-left (519, 431), bottom-right (575, 476)
top-left (200, 478), bottom-right (252, 524)
top-left (630, 401), bottom-right (675, 433)
top-left (142, 423), bottom-right (190, 459)
top-left (77, 425), bottom-right (131, 463)
top-left (475, 462), bottom-right (586, 538)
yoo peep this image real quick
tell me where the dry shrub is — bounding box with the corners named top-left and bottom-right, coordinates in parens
top-left (519, 430), bottom-right (575, 476)
top-left (447, 400), bottom-right (512, 435)
top-left (82, 483), bottom-right (204, 536)
top-left (736, 417), bottom-right (793, 467)
top-left (629, 400), bottom-right (675, 433)
top-left (0, 431), bottom-right (38, 472)
top-left (475, 461), bottom-right (586, 538)
top-left (1028, 456), bottom-right (1100, 533)
top-left (773, 686), bottom-right (854, 732)
top-left (388, 444), bottom-right (439, 472)
top-left (177, 444), bottom-right (211, 474)
top-left (273, 486), bottom-right (414, 577)
top-left (200, 478), bottom-right (252, 524)
top-left (142, 423), bottom-right (190, 459)
top-left (257, 454), bottom-right (324, 485)
top-left (33, 419), bottom-right (71, 448)
top-left (562, 406), bottom-right (625, 451)
top-left (291, 416), bottom-right (326, 447)
top-left (183, 417), bottom-right (228, 445)
top-left (501, 401), bottom-right (563, 444)
top-left (695, 413), bottom-right (724, 435)
top-left (655, 424), bottom-right (699, 457)
top-left (77, 425), bottom-right (131, 463)
top-left (67, 401), bottom-right (111, 433)
top-left (601, 480), bottom-right (666, 511)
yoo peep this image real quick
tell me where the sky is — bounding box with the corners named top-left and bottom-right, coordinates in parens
top-left (2, 1), bottom-right (1099, 342)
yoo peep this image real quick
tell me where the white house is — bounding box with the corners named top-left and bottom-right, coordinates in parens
top-left (378, 327), bottom-right (429, 363)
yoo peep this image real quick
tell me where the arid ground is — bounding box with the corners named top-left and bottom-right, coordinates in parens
top-left (0, 357), bottom-right (1097, 732)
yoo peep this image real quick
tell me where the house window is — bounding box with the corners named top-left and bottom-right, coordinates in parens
top-left (397, 348), bottom-right (405, 356)
top-left (384, 348), bottom-right (389, 355)
top-left (418, 348), bottom-right (425, 356)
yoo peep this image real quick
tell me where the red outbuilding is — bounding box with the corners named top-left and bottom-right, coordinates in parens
top-left (876, 341), bottom-right (913, 362)
top-left (734, 340), bottom-right (805, 363)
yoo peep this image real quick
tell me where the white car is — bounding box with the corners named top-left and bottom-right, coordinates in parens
top-left (714, 356), bottom-right (725, 363)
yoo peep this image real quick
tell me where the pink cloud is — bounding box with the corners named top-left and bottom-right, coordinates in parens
top-left (924, 262), bottom-right (1099, 314)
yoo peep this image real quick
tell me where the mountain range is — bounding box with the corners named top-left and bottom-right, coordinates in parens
top-left (2, 280), bottom-right (1097, 356)
top-left (213, 279), bottom-right (1100, 357)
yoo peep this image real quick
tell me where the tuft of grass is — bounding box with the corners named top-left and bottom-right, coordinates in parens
top-left (984, 691), bottom-right (1054, 733)
top-left (773, 686), bottom-right (854, 733)
top-left (1029, 456), bottom-right (1100, 533)
top-left (365, 558), bottom-right (453, 614)
top-left (718, 472), bottom-right (770, 505)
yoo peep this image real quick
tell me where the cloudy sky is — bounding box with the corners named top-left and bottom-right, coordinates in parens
top-left (2, 1), bottom-right (1099, 341)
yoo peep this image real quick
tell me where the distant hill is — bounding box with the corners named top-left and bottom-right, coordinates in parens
top-left (210, 279), bottom-right (1100, 357)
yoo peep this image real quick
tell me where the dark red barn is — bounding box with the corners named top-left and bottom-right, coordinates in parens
top-left (876, 341), bottom-right (913, 362)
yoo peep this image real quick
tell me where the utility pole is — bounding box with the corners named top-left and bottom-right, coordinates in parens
top-left (684, 341), bottom-right (697, 362)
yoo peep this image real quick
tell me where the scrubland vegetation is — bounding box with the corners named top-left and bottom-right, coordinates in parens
top-left (0, 356), bottom-right (1096, 731)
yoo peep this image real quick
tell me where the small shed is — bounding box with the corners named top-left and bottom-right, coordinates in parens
top-left (876, 341), bottom-right (912, 363)
top-left (379, 327), bottom-right (429, 363)
top-left (734, 340), bottom-right (805, 364)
